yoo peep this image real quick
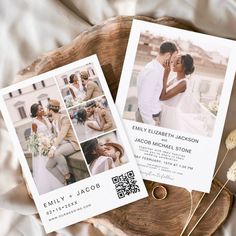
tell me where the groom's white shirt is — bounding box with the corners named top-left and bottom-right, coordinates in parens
top-left (137, 59), bottom-right (164, 125)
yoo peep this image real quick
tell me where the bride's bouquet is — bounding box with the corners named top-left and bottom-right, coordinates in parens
top-left (27, 132), bottom-right (52, 156)
top-left (208, 100), bottom-right (219, 116)
top-left (65, 98), bottom-right (73, 108)
top-left (73, 97), bottom-right (83, 105)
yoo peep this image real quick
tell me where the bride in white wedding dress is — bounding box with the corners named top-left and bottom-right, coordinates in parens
top-left (72, 100), bottom-right (114, 140)
top-left (160, 54), bottom-right (211, 136)
top-left (30, 104), bottom-right (63, 195)
top-left (73, 107), bottom-right (103, 139)
top-left (68, 73), bottom-right (86, 101)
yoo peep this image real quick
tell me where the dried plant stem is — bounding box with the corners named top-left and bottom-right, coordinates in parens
top-left (179, 193), bottom-right (204, 236)
top-left (213, 149), bottom-right (229, 178)
top-left (180, 149), bottom-right (229, 236)
top-left (179, 191), bottom-right (193, 236)
top-left (187, 179), bottom-right (229, 236)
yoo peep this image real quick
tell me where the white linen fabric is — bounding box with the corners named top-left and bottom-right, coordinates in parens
top-left (1, 0), bottom-right (236, 235)
top-left (137, 59), bottom-right (164, 125)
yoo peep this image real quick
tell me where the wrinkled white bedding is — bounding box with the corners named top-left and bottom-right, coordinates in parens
top-left (1, 0), bottom-right (236, 235)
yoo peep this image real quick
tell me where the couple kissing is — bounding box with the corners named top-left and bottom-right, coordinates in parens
top-left (136, 41), bottom-right (208, 136)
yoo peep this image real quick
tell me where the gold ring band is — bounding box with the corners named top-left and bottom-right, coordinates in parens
top-left (151, 185), bottom-right (168, 200)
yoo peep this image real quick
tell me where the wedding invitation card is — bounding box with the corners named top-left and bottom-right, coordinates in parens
top-left (0, 55), bottom-right (147, 233)
top-left (116, 20), bottom-right (236, 192)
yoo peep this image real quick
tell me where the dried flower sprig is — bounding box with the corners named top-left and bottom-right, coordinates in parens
top-left (187, 161), bottom-right (236, 235)
top-left (180, 129), bottom-right (236, 236)
top-left (213, 129), bottom-right (236, 176)
top-left (227, 161), bottom-right (236, 181)
top-left (226, 129), bottom-right (236, 150)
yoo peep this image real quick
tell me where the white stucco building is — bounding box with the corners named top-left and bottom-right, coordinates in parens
top-left (4, 78), bottom-right (65, 150)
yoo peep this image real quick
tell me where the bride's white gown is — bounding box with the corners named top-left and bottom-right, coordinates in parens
top-left (160, 78), bottom-right (212, 136)
top-left (69, 81), bottom-right (86, 101)
top-left (89, 156), bottom-right (116, 175)
top-left (84, 113), bottom-right (102, 139)
top-left (32, 118), bottom-right (63, 195)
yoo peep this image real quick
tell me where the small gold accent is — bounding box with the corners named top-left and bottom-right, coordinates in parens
top-left (151, 185), bottom-right (167, 200)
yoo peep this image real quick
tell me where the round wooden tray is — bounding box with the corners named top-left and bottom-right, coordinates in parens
top-left (17, 16), bottom-right (233, 236)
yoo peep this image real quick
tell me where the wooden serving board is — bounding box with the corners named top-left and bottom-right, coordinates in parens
top-left (17, 16), bottom-right (233, 236)
top-left (89, 179), bottom-right (233, 236)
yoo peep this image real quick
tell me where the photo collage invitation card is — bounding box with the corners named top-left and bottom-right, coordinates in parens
top-left (0, 55), bottom-right (147, 233)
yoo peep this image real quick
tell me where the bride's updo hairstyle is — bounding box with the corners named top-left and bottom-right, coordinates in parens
top-left (69, 74), bottom-right (76, 84)
top-left (75, 109), bottom-right (87, 124)
top-left (81, 139), bottom-right (99, 164)
top-left (181, 54), bottom-right (195, 75)
top-left (30, 103), bottom-right (40, 118)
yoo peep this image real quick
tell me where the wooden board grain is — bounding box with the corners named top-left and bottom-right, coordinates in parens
top-left (16, 16), bottom-right (233, 236)
top-left (89, 180), bottom-right (233, 236)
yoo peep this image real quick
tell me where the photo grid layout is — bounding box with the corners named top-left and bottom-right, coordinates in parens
top-left (3, 62), bottom-right (128, 195)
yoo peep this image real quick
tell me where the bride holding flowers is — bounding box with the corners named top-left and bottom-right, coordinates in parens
top-left (28, 103), bottom-right (63, 195)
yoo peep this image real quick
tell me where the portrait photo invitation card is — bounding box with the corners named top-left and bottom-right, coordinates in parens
top-left (116, 20), bottom-right (236, 192)
top-left (0, 55), bottom-right (147, 233)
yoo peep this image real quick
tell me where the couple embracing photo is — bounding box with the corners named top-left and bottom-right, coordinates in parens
top-left (59, 69), bottom-right (104, 108)
top-left (136, 41), bottom-right (209, 136)
top-left (70, 97), bottom-right (115, 141)
top-left (29, 99), bottom-right (84, 195)
top-left (81, 134), bottom-right (125, 176)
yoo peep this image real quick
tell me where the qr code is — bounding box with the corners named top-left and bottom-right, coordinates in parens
top-left (112, 171), bottom-right (140, 199)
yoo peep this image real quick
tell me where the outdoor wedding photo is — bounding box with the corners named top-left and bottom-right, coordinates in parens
top-left (3, 78), bottom-right (90, 195)
top-left (56, 63), bottom-right (104, 108)
top-left (80, 131), bottom-right (128, 176)
top-left (68, 96), bottom-right (116, 142)
top-left (123, 30), bottom-right (230, 137)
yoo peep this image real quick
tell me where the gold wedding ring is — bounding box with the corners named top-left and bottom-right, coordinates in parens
top-left (151, 185), bottom-right (168, 200)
